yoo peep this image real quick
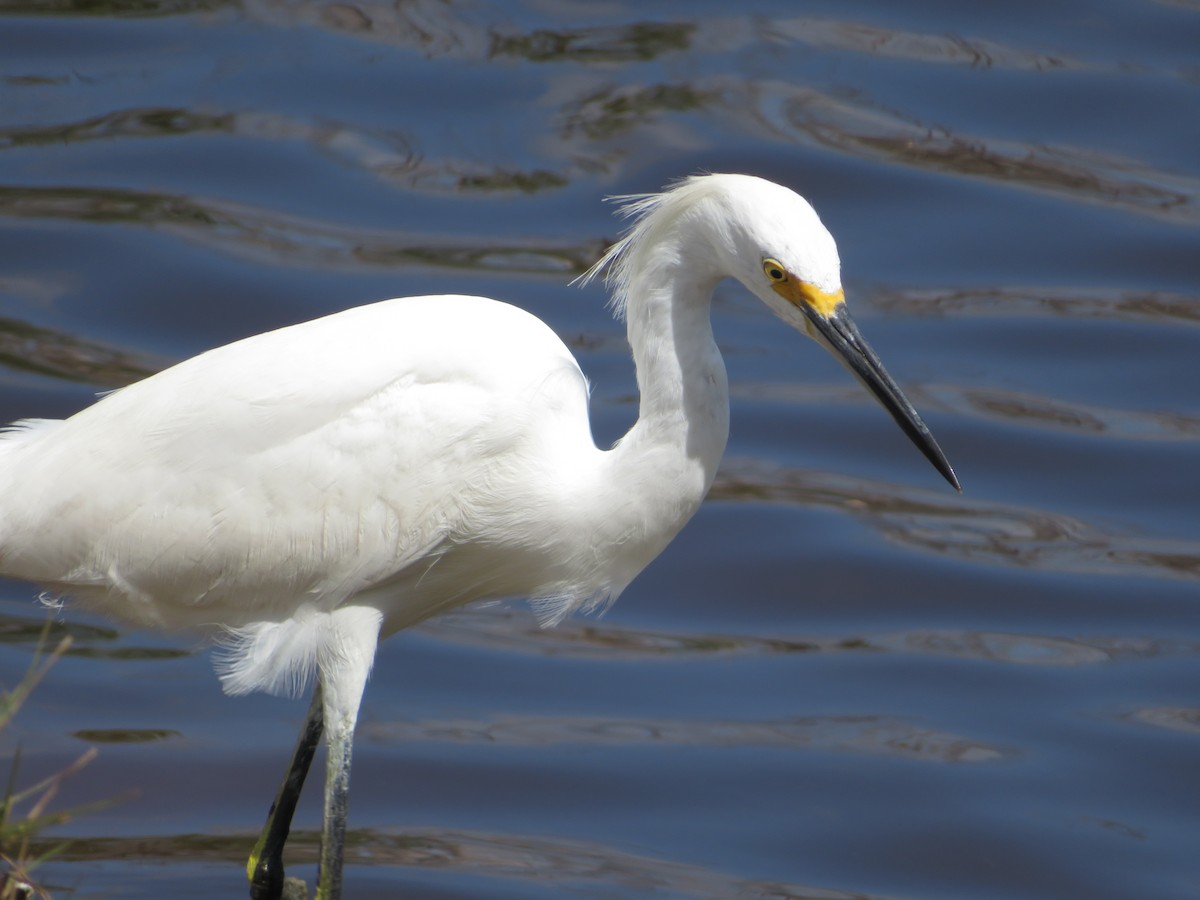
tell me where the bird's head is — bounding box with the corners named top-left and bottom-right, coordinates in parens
top-left (692, 174), bottom-right (960, 492)
top-left (582, 173), bottom-right (959, 491)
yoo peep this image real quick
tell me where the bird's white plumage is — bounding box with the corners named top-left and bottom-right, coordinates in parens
top-left (0, 174), bottom-right (959, 898)
top-left (0, 295), bottom-right (618, 691)
top-left (586, 173), bottom-right (842, 317)
top-left (0, 176), bottom-right (848, 700)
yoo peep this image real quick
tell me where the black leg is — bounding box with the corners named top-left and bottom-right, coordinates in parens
top-left (248, 683), bottom-right (325, 900)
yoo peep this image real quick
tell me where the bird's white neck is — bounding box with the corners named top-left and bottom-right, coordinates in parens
top-left (600, 243), bottom-right (730, 574)
top-left (624, 265), bottom-right (729, 468)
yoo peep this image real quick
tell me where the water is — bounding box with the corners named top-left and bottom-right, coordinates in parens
top-left (1, 1), bottom-right (1199, 897)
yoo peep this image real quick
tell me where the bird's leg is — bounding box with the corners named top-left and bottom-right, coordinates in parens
top-left (313, 607), bottom-right (381, 900)
top-left (315, 705), bottom-right (355, 900)
top-left (248, 683), bottom-right (325, 900)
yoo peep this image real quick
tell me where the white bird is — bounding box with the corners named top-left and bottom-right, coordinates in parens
top-left (0, 174), bottom-right (958, 899)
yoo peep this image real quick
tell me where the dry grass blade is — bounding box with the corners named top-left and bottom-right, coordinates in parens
top-left (0, 620), bottom-right (130, 896)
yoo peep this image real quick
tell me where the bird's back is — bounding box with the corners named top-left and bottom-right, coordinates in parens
top-left (0, 294), bottom-right (597, 636)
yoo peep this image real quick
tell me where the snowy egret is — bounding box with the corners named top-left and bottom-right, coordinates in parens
top-left (0, 174), bottom-right (957, 898)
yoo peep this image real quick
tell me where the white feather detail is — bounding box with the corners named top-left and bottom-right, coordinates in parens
top-left (213, 605), bottom-right (326, 698)
top-left (212, 604), bottom-right (385, 699)
top-left (0, 418), bottom-right (63, 445)
top-left (574, 175), bottom-right (713, 320)
top-left (528, 587), bottom-right (619, 628)
top-left (36, 590), bottom-right (65, 611)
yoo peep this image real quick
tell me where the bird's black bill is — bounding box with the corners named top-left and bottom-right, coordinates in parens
top-left (808, 306), bottom-right (960, 491)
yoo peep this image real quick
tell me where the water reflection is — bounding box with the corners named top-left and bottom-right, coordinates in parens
top-left (0, 316), bottom-right (161, 387)
top-left (561, 83), bottom-right (716, 142)
top-left (364, 713), bottom-right (1006, 762)
top-left (243, 0), bottom-right (490, 57)
top-left (71, 728), bottom-right (181, 743)
top-left (8, 8), bottom-right (1186, 217)
top-left (0, 0), bottom-right (226, 15)
top-left (0, 106), bottom-right (578, 196)
top-left (0, 185), bottom-right (602, 274)
top-left (949, 386), bottom-right (1200, 441)
top-left (206, 6), bottom-right (1200, 220)
top-left (421, 606), bottom-right (1196, 671)
top-left (714, 460), bottom-right (1200, 580)
top-left (14, 0), bottom-right (1073, 86)
top-left (1085, 817), bottom-right (1148, 842)
top-left (766, 17), bottom-right (1080, 70)
top-left (1125, 706), bottom-right (1200, 735)
top-left (242, 1), bottom-right (700, 65)
top-left (735, 377), bottom-right (1200, 443)
top-left (0, 610), bottom-right (191, 660)
top-left (29, 827), bottom-right (896, 899)
top-left (0, 610), bottom-right (118, 646)
top-left (0, 107), bottom-right (236, 148)
top-left (878, 630), bottom-right (1195, 667)
top-left (745, 84), bottom-right (1199, 225)
top-left (491, 21), bottom-right (695, 64)
top-left (874, 285), bottom-right (1200, 327)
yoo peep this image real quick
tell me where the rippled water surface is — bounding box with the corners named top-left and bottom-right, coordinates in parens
top-left (2, 1), bottom-right (1199, 898)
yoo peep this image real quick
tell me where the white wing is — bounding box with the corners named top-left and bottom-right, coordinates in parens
top-left (0, 294), bottom-right (595, 632)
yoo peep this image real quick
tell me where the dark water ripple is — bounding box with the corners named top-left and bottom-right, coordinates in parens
top-left (0, 184), bottom-right (602, 275)
top-left (735, 379), bottom-right (1200, 442)
top-left (0, 106), bottom-right (577, 197)
top-left (874, 285), bottom-right (1200, 327)
top-left (30, 828), bottom-right (899, 900)
top-left (0, 315), bottom-right (163, 387)
top-left (363, 713), bottom-right (1007, 762)
top-left (713, 461), bottom-right (1200, 581)
top-left (1126, 706), bottom-right (1200, 736)
top-left (766, 87), bottom-right (1200, 224)
top-left (419, 606), bottom-right (1195, 669)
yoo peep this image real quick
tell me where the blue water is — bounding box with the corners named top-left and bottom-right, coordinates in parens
top-left (1, 2), bottom-right (1199, 898)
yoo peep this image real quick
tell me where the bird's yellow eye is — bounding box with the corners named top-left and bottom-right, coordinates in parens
top-left (762, 258), bottom-right (788, 283)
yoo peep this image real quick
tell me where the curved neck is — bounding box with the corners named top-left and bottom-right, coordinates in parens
top-left (599, 248), bottom-right (730, 571)
top-left (623, 263), bottom-right (729, 469)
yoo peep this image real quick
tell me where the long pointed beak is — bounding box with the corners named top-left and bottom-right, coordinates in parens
top-left (791, 287), bottom-right (960, 491)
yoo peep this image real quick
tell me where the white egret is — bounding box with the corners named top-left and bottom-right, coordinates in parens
top-left (0, 174), bottom-right (958, 899)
